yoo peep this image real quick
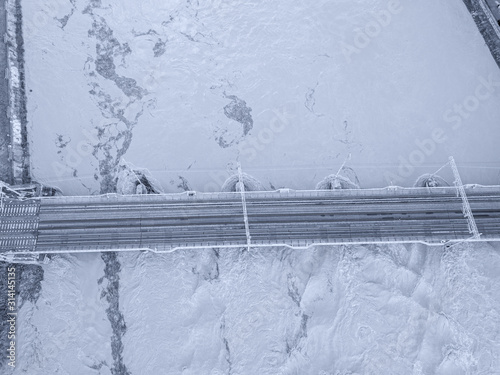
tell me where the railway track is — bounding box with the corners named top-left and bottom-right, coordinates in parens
top-left (1, 187), bottom-right (500, 254)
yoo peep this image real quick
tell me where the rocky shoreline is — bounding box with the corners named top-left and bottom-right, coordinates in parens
top-left (4, 0), bottom-right (29, 184)
top-left (462, 0), bottom-right (500, 68)
top-left (0, 1), bottom-right (36, 369)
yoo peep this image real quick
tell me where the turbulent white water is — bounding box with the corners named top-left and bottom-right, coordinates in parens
top-left (9, 243), bottom-right (500, 374)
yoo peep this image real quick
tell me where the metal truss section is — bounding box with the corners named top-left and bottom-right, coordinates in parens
top-left (237, 163), bottom-right (252, 251)
top-left (449, 156), bottom-right (480, 239)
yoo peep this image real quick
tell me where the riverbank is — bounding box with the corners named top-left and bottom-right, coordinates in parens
top-left (462, 0), bottom-right (500, 68)
top-left (0, 1), bottom-right (12, 184)
top-left (3, 0), bottom-right (30, 185)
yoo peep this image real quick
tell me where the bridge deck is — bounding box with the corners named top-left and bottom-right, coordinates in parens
top-left (1, 186), bottom-right (500, 254)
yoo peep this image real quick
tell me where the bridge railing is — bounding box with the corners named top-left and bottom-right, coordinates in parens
top-left (32, 185), bottom-right (500, 206)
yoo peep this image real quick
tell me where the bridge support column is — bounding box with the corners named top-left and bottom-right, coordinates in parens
top-left (237, 163), bottom-right (252, 251)
top-left (449, 156), bottom-right (481, 239)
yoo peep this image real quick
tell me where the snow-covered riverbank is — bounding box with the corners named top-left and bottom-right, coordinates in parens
top-left (4, 0), bottom-right (29, 184)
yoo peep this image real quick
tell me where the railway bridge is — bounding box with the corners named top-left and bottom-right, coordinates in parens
top-left (1, 185), bottom-right (500, 263)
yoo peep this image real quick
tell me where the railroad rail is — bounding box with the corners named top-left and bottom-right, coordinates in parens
top-left (1, 186), bottom-right (500, 262)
